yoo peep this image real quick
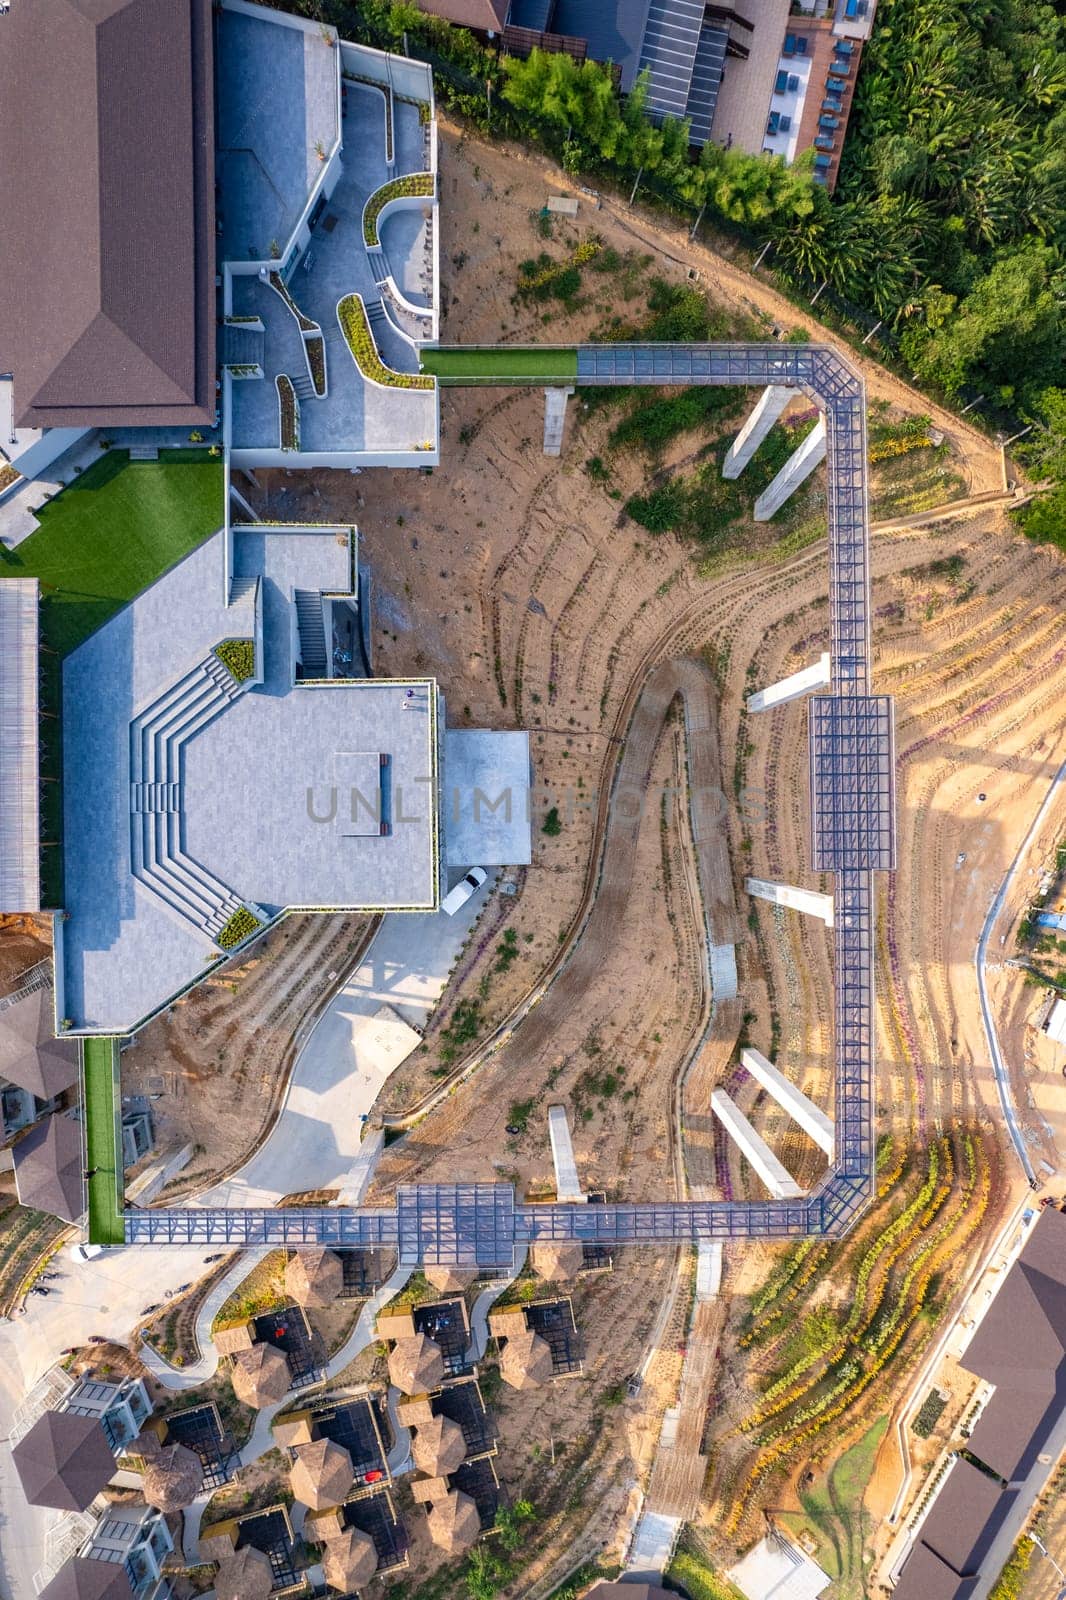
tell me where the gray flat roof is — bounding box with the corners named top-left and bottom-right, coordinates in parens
top-left (443, 730), bottom-right (532, 867)
top-left (0, 579), bottom-right (41, 911)
top-left (62, 528), bottom-right (439, 1032)
top-left (216, 2), bottom-right (339, 263)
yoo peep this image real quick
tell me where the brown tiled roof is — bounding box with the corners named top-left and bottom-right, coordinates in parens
top-left (0, 986), bottom-right (79, 1099)
top-left (322, 1528), bottom-right (378, 1591)
top-left (500, 1326), bottom-right (553, 1389)
top-left (12, 1113), bottom-right (85, 1223)
top-left (913, 1457), bottom-right (1014, 1577)
top-left (412, 1413), bottom-right (466, 1476)
top-left (961, 1207), bottom-right (1066, 1480)
top-left (285, 1246), bottom-right (343, 1307)
top-left (389, 1332), bottom-right (445, 1395)
top-left (141, 1442), bottom-right (203, 1510)
top-left (230, 1342), bottom-right (291, 1407)
top-left (427, 1487), bottom-right (481, 1552)
top-left (0, 0), bottom-right (216, 429)
top-left (413, 0), bottom-right (509, 30)
top-left (39, 1559), bottom-right (135, 1600)
top-left (891, 1543), bottom-right (978, 1600)
top-left (12, 1411), bottom-right (114, 1511)
top-left (290, 1438), bottom-right (354, 1511)
top-left (214, 1546), bottom-right (273, 1600)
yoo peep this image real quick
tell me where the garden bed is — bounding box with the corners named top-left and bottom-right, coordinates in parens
top-left (213, 638), bottom-right (255, 683)
top-left (276, 376), bottom-right (299, 452)
top-left (305, 335), bottom-right (327, 398)
top-left (217, 906), bottom-right (263, 951)
top-left (337, 294), bottom-right (434, 390)
top-left (362, 171), bottom-right (434, 247)
top-left (268, 272), bottom-right (317, 333)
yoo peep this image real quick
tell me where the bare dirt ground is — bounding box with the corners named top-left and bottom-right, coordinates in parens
top-left (0, 914), bottom-right (51, 993)
top-left (120, 914), bottom-right (375, 1199)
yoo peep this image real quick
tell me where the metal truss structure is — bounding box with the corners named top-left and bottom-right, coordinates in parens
top-left (124, 342), bottom-right (895, 1257)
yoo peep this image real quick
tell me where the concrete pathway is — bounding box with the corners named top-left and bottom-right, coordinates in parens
top-left (196, 896), bottom-right (488, 1208)
top-left (138, 1248), bottom-right (273, 1390)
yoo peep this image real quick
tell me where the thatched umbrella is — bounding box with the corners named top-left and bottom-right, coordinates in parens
top-left (323, 1527), bottom-right (378, 1592)
top-left (388, 1332), bottom-right (445, 1395)
top-left (531, 1242), bottom-right (585, 1281)
top-left (214, 1547), bottom-right (273, 1600)
top-left (500, 1327), bottom-right (554, 1390)
top-left (290, 1438), bottom-right (354, 1511)
top-left (141, 1442), bottom-right (203, 1510)
top-left (427, 1488), bottom-right (480, 1553)
top-left (231, 1342), bottom-right (290, 1408)
top-left (285, 1247), bottom-right (343, 1308)
top-left (424, 1265), bottom-right (477, 1293)
top-left (412, 1414), bottom-right (466, 1476)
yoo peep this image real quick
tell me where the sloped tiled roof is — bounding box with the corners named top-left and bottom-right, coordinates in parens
top-left (12, 1412), bottom-right (113, 1511)
top-left (0, 0), bottom-right (215, 428)
top-left (12, 1113), bottom-right (85, 1223)
top-left (0, 986), bottom-right (79, 1100)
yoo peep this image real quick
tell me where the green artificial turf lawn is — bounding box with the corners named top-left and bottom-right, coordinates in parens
top-left (0, 448), bottom-right (223, 657)
top-left (419, 345), bottom-right (578, 383)
top-left (82, 1037), bottom-right (125, 1246)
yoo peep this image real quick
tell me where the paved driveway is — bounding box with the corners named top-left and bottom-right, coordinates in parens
top-left (196, 892), bottom-right (489, 1208)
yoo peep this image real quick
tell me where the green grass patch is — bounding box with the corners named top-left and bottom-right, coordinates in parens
top-left (0, 450), bottom-right (223, 658)
top-left (419, 345), bottom-right (578, 384)
top-left (82, 1038), bottom-right (125, 1246)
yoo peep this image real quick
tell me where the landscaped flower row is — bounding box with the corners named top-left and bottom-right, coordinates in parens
top-left (268, 272), bottom-right (317, 332)
top-left (306, 335), bottom-right (326, 397)
top-left (217, 905), bottom-right (262, 950)
top-left (337, 294), bottom-right (434, 390)
top-left (214, 638), bottom-right (255, 683)
top-left (362, 171), bottom-right (435, 247)
top-left (276, 376), bottom-right (299, 452)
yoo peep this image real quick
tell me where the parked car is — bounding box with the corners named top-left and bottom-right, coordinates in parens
top-left (441, 867), bottom-right (487, 917)
top-left (69, 1243), bottom-right (105, 1263)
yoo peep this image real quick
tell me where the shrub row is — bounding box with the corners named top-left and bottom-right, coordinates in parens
top-left (337, 294), bottom-right (434, 390)
top-left (214, 638), bottom-right (255, 683)
top-left (363, 171), bottom-right (435, 247)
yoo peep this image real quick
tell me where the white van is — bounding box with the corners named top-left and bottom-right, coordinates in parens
top-left (441, 867), bottom-right (487, 916)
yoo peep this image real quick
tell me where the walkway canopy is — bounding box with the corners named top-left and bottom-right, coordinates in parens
top-left (0, 579), bottom-right (41, 911)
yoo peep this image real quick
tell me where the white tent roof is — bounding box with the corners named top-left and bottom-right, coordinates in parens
top-left (729, 1534), bottom-right (831, 1600)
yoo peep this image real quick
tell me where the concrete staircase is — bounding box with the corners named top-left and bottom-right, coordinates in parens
top-left (222, 324), bottom-right (265, 368)
top-left (128, 655), bottom-right (249, 944)
top-left (294, 590), bottom-right (328, 677)
top-left (365, 244), bottom-right (387, 284)
top-left (291, 371), bottom-right (316, 402)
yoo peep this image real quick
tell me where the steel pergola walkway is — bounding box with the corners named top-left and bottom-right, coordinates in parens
top-left (125, 342), bottom-right (895, 1257)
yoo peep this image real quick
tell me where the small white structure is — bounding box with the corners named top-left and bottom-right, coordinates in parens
top-left (723, 385), bottom-right (793, 479)
top-left (548, 1103), bottom-right (584, 1202)
top-left (746, 878), bottom-right (834, 928)
top-left (543, 386), bottom-right (573, 456)
top-left (711, 1090), bottom-right (802, 1199)
top-left (741, 1048), bottom-right (834, 1159)
top-left (1045, 997), bottom-right (1066, 1046)
top-left (747, 654), bottom-right (831, 713)
top-left (729, 1532), bottom-right (831, 1600)
top-left (754, 417), bottom-right (827, 521)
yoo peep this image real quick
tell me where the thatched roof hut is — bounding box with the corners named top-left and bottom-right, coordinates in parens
top-left (530, 1242), bottom-right (586, 1281)
top-left (290, 1438), bottom-right (354, 1511)
top-left (424, 1264), bottom-right (477, 1292)
top-left (140, 1442), bottom-right (203, 1510)
top-left (412, 1414), bottom-right (466, 1476)
top-left (214, 1322), bottom-right (254, 1356)
top-left (230, 1342), bottom-right (290, 1408)
top-left (323, 1527), bottom-right (378, 1592)
top-left (214, 1546), bottom-right (273, 1600)
top-left (500, 1327), bottom-right (554, 1390)
top-left (285, 1246), bottom-right (343, 1308)
top-left (388, 1332), bottom-right (445, 1395)
top-left (427, 1488), bottom-right (480, 1553)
